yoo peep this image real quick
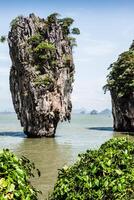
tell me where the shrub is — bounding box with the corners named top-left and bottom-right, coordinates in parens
top-left (0, 36), bottom-right (6, 43)
top-left (29, 39), bottom-right (56, 68)
top-left (50, 137), bottom-right (134, 200)
top-left (47, 13), bottom-right (60, 23)
top-left (59, 18), bottom-right (74, 35)
top-left (33, 41), bottom-right (56, 53)
top-left (10, 15), bottom-right (24, 28)
top-left (71, 28), bottom-right (80, 35)
top-left (62, 54), bottom-right (72, 66)
top-left (34, 75), bottom-right (53, 87)
top-left (0, 149), bottom-right (40, 200)
top-left (28, 34), bottom-right (43, 47)
top-left (60, 18), bottom-right (74, 27)
top-left (68, 37), bottom-right (77, 47)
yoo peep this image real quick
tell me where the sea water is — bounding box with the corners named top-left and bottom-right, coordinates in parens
top-left (0, 113), bottom-right (131, 199)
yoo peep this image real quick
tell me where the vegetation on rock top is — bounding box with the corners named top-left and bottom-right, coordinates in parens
top-left (10, 15), bottom-right (24, 28)
top-left (27, 13), bottom-right (80, 87)
top-left (104, 49), bottom-right (134, 98)
top-left (49, 137), bottom-right (134, 200)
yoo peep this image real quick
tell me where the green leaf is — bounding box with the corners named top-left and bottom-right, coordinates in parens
top-left (115, 169), bottom-right (123, 175)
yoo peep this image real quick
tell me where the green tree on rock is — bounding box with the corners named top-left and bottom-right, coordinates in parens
top-left (0, 36), bottom-right (6, 43)
top-left (104, 42), bottom-right (134, 131)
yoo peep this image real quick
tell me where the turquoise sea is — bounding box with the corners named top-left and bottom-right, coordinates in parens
top-left (0, 113), bottom-right (132, 199)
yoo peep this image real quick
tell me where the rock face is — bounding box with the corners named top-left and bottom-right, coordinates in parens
top-left (104, 42), bottom-right (134, 132)
top-left (111, 92), bottom-right (134, 131)
top-left (8, 14), bottom-right (78, 137)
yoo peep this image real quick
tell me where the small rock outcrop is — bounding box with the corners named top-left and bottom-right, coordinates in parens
top-left (8, 13), bottom-right (80, 137)
top-left (104, 41), bottom-right (134, 132)
top-left (90, 110), bottom-right (98, 115)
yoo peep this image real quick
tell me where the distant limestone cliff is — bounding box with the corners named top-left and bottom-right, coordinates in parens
top-left (90, 110), bottom-right (98, 115)
top-left (104, 41), bottom-right (134, 132)
top-left (8, 13), bottom-right (80, 137)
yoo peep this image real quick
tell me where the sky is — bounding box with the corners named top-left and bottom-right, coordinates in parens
top-left (1, 0), bottom-right (134, 112)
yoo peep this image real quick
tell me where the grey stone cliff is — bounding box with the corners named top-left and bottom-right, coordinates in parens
top-left (111, 92), bottom-right (134, 132)
top-left (8, 14), bottom-right (76, 137)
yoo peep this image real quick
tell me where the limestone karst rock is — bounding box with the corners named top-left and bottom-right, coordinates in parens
top-left (104, 41), bottom-right (134, 132)
top-left (8, 13), bottom-right (79, 137)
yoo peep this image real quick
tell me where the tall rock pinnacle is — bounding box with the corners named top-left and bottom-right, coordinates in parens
top-left (104, 41), bottom-right (134, 132)
top-left (8, 13), bottom-right (80, 137)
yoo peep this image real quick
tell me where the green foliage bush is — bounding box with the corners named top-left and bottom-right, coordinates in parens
top-left (47, 13), bottom-right (79, 38)
top-left (28, 34), bottom-right (43, 47)
top-left (104, 50), bottom-right (134, 97)
top-left (10, 15), bottom-right (24, 28)
top-left (50, 137), bottom-right (134, 200)
top-left (62, 54), bottom-right (72, 66)
top-left (59, 18), bottom-right (74, 35)
top-left (0, 36), bottom-right (6, 43)
top-left (34, 75), bottom-right (53, 87)
top-left (28, 34), bottom-right (56, 70)
top-left (61, 18), bottom-right (74, 27)
top-left (71, 28), bottom-right (80, 35)
top-left (68, 37), bottom-right (77, 47)
top-left (33, 41), bottom-right (56, 53)
top-left (47, 13), bottom-right (61, 23)
top-left (0, 149), bottom-right (40, 200)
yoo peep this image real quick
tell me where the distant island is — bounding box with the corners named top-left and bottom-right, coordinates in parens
top-left (99, 109), bottom-right (112, 115)
top-left (0, 111), bottom-right (15, 114)
top-left (0, 109), bottom-right (112, 116)
top-left (72, 108), bottom-right (111, 115)
top-left (90, 110), bottom-right (98, 115)
top-left (90, 109), bottom-right (111, 115)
